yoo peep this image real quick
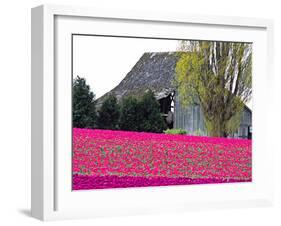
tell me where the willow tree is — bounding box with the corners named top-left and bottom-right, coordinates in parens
top-left (175, 41), bottom-right (252, 137)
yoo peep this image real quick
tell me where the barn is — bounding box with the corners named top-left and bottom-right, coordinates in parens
top-left (97, 52), bottom-right (252, 139)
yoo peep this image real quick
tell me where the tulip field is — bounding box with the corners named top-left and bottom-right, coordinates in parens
top-left (72, 128), bottom-right (252, 190)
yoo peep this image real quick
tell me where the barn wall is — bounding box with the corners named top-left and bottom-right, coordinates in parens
top-left (174, 96), bottom-right (206, 135)
top-left (233, 109), bottom-right (252, 138)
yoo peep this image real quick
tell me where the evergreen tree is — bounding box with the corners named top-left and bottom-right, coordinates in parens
top-left (119, 96), bottom-right (140, 131)
top-left (138, 90), bottom-right (167, 133)
top-left (73, 76), bottom-right (96, 128)
top-left (97, 95), bottom-right (120, 130)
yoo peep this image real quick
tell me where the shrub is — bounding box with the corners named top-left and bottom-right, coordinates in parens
top-left (164, 128), bottom-right (187, 135)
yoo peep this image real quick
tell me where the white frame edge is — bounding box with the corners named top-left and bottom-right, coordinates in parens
top-left (31, 4), bottom-right (274, 221)
top-left (31, 5), bottom-right (55, 220)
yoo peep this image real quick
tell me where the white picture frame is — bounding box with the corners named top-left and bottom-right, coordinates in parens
top-left (31, 4), bottom-right (274, 221)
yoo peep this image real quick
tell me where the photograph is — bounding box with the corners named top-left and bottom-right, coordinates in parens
top-left (72, 35), bottom-right (252, 190)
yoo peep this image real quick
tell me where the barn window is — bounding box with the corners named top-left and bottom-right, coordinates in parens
top-left (158, 93), bottom-right (175, 129)
top-left (158, 95), bottom-right (172, 115)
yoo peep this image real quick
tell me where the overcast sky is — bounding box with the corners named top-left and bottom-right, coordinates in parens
top-left (73, 35), bottom-right (252, 109)
top-left (73, 35), bottom-right (179, 99)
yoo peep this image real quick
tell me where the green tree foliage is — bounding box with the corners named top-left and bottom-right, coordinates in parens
top-left (164, 128), bottom-right (187, 135)
top-left (119, 96), bottom-right (140, 131)
top-left (119, 90), bottom-right (167, 133)
top-left (97, 95), bottom-right (120, 130)
top-left (175, 41), bottom-right (252, 137)
top-left (138, 90), bottom-right (167, 133)
top-left (73, 76), bottom-right (96, 128)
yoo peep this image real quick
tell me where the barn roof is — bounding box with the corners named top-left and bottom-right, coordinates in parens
top-left (96, 52), bottom-right (181, 106)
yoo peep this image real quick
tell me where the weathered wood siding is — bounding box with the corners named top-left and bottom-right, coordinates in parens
top-left (174, 96), bottom-right (206, 135)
